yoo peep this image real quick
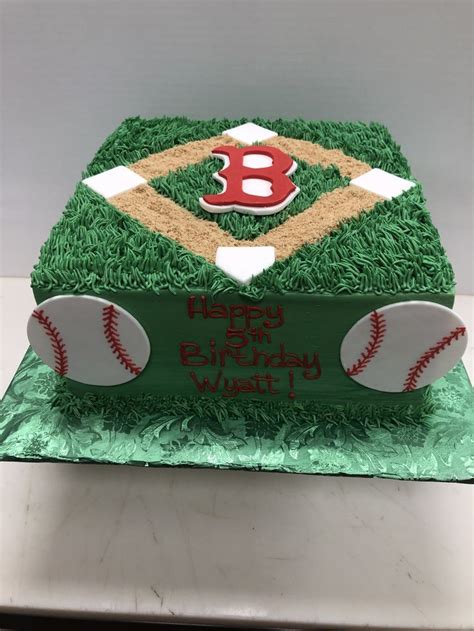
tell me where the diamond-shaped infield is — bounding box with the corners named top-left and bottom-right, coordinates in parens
top-left (84, 131), bottom-right (399, 280)
top-left (150, 156), bottom-right (348, 240)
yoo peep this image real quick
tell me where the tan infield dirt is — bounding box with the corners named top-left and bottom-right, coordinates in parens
top-left (110, 183), bottom-right (382, 263)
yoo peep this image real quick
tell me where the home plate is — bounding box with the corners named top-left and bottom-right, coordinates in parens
top-left (215, 246), bottom-right (276, 284)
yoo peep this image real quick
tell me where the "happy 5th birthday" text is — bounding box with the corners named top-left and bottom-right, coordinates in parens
top-left (178, 296), bottom-right (322, 399)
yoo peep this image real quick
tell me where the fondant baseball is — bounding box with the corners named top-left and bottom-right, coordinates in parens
top-left (27, 295), bottom-right (150, 386)
top-left (341, 301), bottom-right (467, 392)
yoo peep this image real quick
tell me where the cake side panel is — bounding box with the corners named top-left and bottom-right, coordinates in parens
top-left (32, 287), bottom-right (454, 406)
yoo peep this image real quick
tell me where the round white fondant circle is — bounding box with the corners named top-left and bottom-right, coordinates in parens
top-left (27, 295), bottom-right (150, 386)
top-left (340, 301), bottom-right (467, 392)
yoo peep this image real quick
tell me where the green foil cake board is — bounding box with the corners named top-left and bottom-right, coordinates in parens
top-left (1, 349), bottom-right (473, 481)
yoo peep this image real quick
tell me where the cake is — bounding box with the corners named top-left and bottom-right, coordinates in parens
top-left (26, 117), bottom-right (467, 424)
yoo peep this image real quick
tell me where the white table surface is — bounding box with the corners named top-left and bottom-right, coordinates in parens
top-left (1, 278), bottom-right (473, 629)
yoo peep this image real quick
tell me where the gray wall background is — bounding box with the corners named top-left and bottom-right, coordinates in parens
top-left (1, 0), bottom-right (472, 292)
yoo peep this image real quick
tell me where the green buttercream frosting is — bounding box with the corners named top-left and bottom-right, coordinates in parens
top-left (30, 116), bottom-right (454, 298)
top-left (51, 371), bottom-right (435, 432)
top-left (2, 351), bottom-right (473, 481)
top-left (152, 158), bottom-right (348, 240)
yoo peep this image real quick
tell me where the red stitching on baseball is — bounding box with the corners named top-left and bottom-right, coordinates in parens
top-left (403, 326), bottom-right (466, 392)
top-left (102, 304), bottom-right (142, 376)
top-left (346, 310), bottom-right (386, 377)
top-left (32, 309), bottom-right (69, 376)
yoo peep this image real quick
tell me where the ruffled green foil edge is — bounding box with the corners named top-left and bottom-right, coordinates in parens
top-left (1, 349), bottom-right (472, 481)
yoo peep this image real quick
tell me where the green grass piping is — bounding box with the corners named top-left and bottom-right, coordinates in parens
top-left (31, 116), bottom-right (454, 298)
top-left (151, 157), bottom-right (348, 240)
top-left (51, 376), bottom-right (435, 441)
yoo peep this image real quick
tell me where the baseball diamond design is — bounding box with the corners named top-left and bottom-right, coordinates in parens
top-left (28, 118), bottom-right (460, 404)
top-left (105, 134), bottom-right (383, 265)
top-left (34, 117), bottom-right (454, 300)
top-left (151, 155), bottom-right (347, 240)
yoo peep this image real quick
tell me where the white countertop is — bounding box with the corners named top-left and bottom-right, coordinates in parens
top-left (1, 278), bottom-right (473, 628)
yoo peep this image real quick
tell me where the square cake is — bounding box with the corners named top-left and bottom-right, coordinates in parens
top-left (27, 117), bottom-right (467, 420)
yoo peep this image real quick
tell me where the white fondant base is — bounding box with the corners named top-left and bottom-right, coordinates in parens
top-left (215, 246), bottom-right (276, 284)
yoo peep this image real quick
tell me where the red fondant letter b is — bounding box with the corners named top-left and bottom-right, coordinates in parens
top-left (199, 145), bottom-right (299, 216)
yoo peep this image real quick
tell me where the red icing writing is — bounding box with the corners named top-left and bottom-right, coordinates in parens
top-left (226, 327), bottom-right (272, 348)
top-left (182, 296), bottom-right (323, 400)
top-left (288, 369), bottom-right (295, 400)
top-left (188, 295), bottom-right (284, 330)
top-left (180, 339), bottom-right (321, 371)
top-left (190, 371), bottom-right (280, 398)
